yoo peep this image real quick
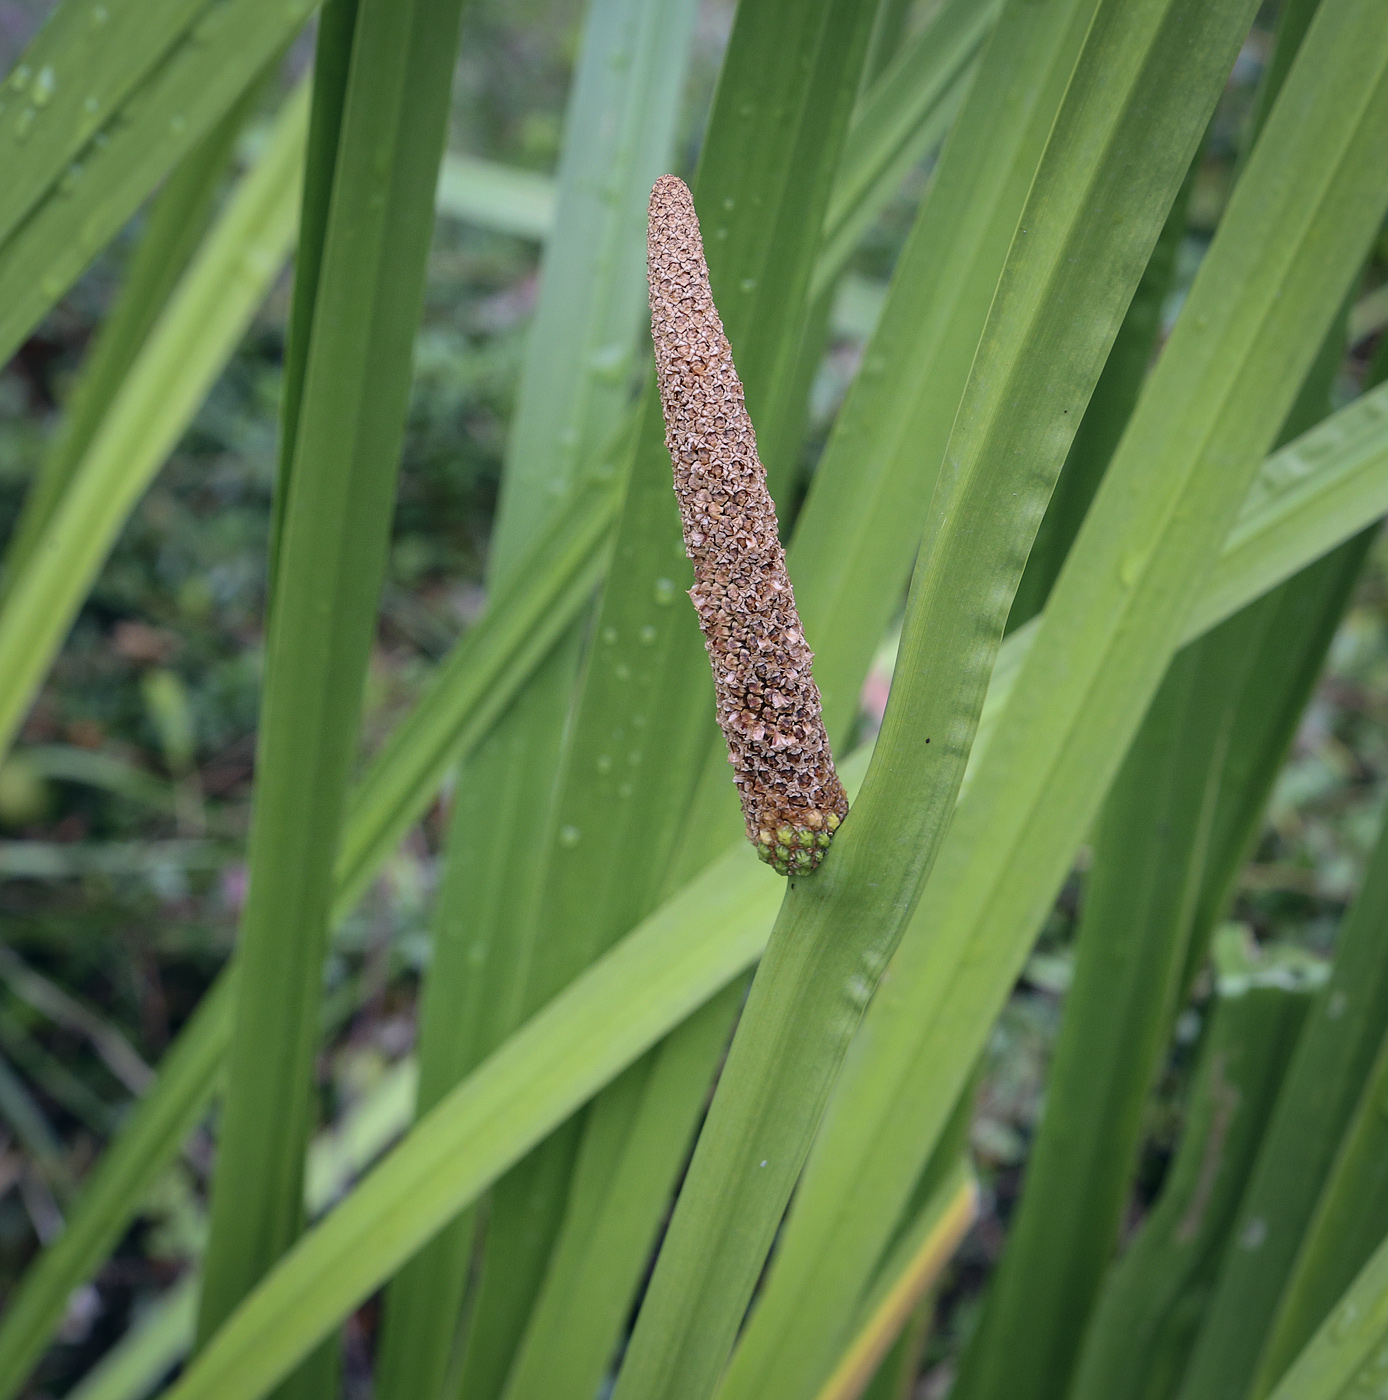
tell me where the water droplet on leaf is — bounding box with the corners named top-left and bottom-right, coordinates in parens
top-left (1333, 1301), bottom-right (1362, 1341)
top-left (31, 66), bottom-right (56, 107)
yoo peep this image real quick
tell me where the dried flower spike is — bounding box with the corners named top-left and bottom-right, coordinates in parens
top-left (647, 174), bottom-right (848, 876)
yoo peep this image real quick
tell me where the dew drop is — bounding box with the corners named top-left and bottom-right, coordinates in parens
top-left (14, 106), bottom-right (35, 140)
top-left (89, 4), bottom-right (109, 27)
top-left (844, 975), bottom-right (872, 1008)
top-left (617, 782), bottom-right (633, 798)
top-left (601, 625), bottom-right (618, 645)
top-left (8, 64), bottom-right (31, 94)
top-left (1239, 1216), bottom-right (1267, 1250)
top-left (596, 754), bottom-right (612, 774)
top-left (1333, 1301), bottom-right (1362, 1341)
top-left (558, 825), bottom-right (581, 848)
top-left (31, 66), bottom-right (56, 107)
top-left (614, 662), bottom-right (631, 681)
top-left (242, 247), bottom-right (276, 278)
top-left (639, 624), bottom-right (658, 645)
top-left (653, 577), bottom-right (677, 606)
top-left (83, 94), bottom-right (100, 115)
top-left (1118, 551), bottom-right (1142, 587)
top-left (739, 277), bottom-right (757, 293)
top-left (169, 112), bottom-right (187, 135)
top-left (589, 342), bottom-right (627, 383)
top-left (40, 270), bottom-right (64, 299)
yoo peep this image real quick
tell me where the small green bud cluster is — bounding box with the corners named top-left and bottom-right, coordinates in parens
top-left (753, 811), bottom-right (842, 876)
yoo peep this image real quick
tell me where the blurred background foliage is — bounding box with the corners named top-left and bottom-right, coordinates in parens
top-left (0, 1), bottom-right (1385, 1394)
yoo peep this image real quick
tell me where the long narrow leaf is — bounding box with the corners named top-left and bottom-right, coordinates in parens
top-left (812, 0), bottom-right (997, 298)
top-left (112, 367), bottom-right (1388, 1400)
top-left (1069, 948), bottom-right (1319, 1400)
top-left (1264, 1231), bottom-right (1388, 1400)
top-left (0, 0), bottom-right (315, 368)
top-left (1180, 809), bottom-right (1388, 1399)
top-left (17, 316), bottom-right (1388, 1400)
top-left (469, 5), bottom-right (879, 1398)
top-left (633, 3), bottom-right (1254, 1396)
top-left (377, 2), bottom-right (698, 1393)
top-left (2, 88), bottom-right (254, 593)
top-left (733, 14), bottom-right (1388, 1399)
top-left (0, 83), bottom-right (307, 764)
top-left (195, 0), bottom-right (467, 1344)
top-left (0, 0), bottom-right (205, 246)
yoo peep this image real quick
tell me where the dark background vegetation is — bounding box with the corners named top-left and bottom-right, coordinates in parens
top-left (0, 2), bottom-right (1386, 1393)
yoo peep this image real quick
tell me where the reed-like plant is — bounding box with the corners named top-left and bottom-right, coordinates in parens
top-left (2, 1), bottom-right (1388, 1400)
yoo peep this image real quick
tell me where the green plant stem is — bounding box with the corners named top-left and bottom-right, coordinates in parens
top-left (786, 0), bottom-right (1101, 743)
top-left (1262, 1235), bottom-right (1388, 1400)
top-left (1008, 154), bottom-right (1194, 629)
top-left (93, 349), bottom-right (1388, 1397)
top-left (1254, 1023), bottom-right (1388, 1395)
top-left (1175, 344), bottom-right (1388, 1400)
top-left (950, 629), bottom-right (1266, 1400)
top-left (0, 0), bottom-right (317, 369)
top-left (4, 347), bottom-right (1383, 1400)
top-left (266, 0), bottom-right (360, 608)
top-left (955, 188), bottom-right (1363, 1400)
top-left (456, 4), bottom-right (878, 1397)
top-left (264, 23), bottom-right (361, 1400)
top-left (723, 11), bottom-right (1388, 1398)
top-left (0, 84), bottom-right (307, 766)
top-left (330, 474), bottom-right (618, 919)
top-left (2, 88), bottom-right (253, 597)
top-left (621, 3), bottom-right (1253, 1398)
top-left (378, 5), bottom-right (700, 1396)
top-left (195, 0), bottom-right (466, 1347)
top-left (812, 0), bottom-right (998, 301)
top-left (496, 19), bottom-right (1004, 1385)
top-left (501, 978), bottom-right (747, 1400)
top-left (1069, 947), bottom-right (1319, 1400)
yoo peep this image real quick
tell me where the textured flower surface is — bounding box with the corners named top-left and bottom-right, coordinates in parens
top-left (646, 173), bottom-right (848, 876)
